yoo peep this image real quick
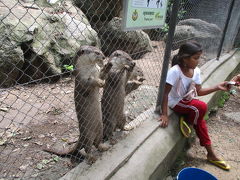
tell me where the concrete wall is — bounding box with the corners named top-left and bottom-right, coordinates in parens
top-left (60, 50), bottom-right (240, 180)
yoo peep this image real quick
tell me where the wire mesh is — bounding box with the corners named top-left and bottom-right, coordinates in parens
top-left (0, 0), bottom-right (239, 179)
top-left (171, 0), bottom-right (240, 59)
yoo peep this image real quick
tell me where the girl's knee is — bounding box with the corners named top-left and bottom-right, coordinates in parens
top-left (200, 102), bottom-right (208, 113)
top-left (195, 100), bottom-right (208, 114)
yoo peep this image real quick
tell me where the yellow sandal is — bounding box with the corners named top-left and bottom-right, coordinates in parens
top-left (208, 159), bottom-right (231, 170)
top-left (180, 116), bottom-right (191, 138)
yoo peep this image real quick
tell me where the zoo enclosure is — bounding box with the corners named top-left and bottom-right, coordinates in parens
top-left (0, 0), bottom-right (240, 179)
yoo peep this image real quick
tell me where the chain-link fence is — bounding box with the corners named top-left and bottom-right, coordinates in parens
top-left (0, 0), bottom-right (240, 179)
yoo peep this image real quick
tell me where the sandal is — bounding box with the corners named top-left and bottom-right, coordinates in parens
top-left (208, 159), bottom-right (231, 170)
top-left (179, 116), bottom-right (191, 138)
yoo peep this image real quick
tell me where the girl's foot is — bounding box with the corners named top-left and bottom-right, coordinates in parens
top-left (207, 154), bottom-right (221, 161)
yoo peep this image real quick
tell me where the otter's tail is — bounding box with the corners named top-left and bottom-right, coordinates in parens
top-left (43, 142), bottom-right (84, 160)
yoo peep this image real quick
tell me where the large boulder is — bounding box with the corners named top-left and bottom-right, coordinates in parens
top-left (73, 0), bottom-right (122, 24)
top-left (0, 24), bottom-right (24, 88)
top-left (99, 17), bottom-right (153, 59)
top-left (0, 0), bottom-right (100, 85)
top-left (173, 19), bottom-right (222, 59)
top-left (25, 12), bottom-right (100, 83)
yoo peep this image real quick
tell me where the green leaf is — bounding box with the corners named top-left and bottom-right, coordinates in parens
top-left (53, 156), bottom-right (60, 162)
top-left (63, 65), bottom-right (74, 71)
top-left (36, 163), bottom-right (44, 170)
top-left (42, 159), bottom-right (51, 164)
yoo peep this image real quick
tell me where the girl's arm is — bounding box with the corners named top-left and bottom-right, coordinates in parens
top-left (160, 83), bottom-right (172, 128)
top-left (196, 81), bottom-right (229, 96)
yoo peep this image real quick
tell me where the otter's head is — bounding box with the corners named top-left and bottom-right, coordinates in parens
top-left (75, 46), bottom-right (105, 66)
top-left (109, 50), bottom-right (135, 70)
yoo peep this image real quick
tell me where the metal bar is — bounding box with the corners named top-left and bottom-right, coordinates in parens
top-left (216, 0), bottom-right (235, 60)
top-left (155, 0), bottom-right (181, 113)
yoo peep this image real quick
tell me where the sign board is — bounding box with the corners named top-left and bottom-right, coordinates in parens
top-left (122, 0), bottom-right (168, 31)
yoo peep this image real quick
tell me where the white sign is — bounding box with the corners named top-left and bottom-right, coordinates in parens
top-left (122, 0), bottom-right (168, 31)
top-left (132, 0), bottom-right (166, 9)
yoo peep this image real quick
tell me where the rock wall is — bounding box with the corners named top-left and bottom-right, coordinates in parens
top-left (0, 0), bottom-right (100, 87)
top-left (0, 0), bottom-right (152, 87)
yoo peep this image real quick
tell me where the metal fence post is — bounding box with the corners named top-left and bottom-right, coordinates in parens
top-left (216, 0), bottom-right (235, 60)
top-left (155, 0), bottom-right (181, 113)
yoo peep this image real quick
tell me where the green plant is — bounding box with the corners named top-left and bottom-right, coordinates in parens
top-left (204, 112), bottom-right (209, 121)
top-left (63, 64), bottom-right (74, 71)
top-left (161, 23), bottom-right (169, 33)
top-left (217, 92), bottom-right (230, 108)
top-left (159, 0), bottom-right (188, 36)
top-left (167, 0), bottom-right (188, 21)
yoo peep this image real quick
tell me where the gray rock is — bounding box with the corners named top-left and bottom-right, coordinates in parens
top-left (173, 19), bottom-right (222, 59)
top-left (46, 0), bottom-right (61, 4)
top-left (73, 0), bottom-right (122, 23)
top-left (0, 0), bottom-right (100, 85)
top-left (99, 17), bottom-right (153, 59)
top-left (0, 24), bottom-right (24, 88)
top-left (224, 112), bottom-right (240, 123)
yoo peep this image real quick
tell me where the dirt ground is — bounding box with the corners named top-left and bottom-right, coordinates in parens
top-left (169, 84), bottom-right (240, 180)
top-left (0, 39), bottom-right (218, 180)
top-left (0, 41), bottom-right (164, 180)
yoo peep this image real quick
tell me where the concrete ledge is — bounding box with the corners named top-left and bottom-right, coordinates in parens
top-left (60, 50), bottom-right (240, 180)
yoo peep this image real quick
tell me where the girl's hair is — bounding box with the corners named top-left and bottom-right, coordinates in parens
top-left (171, 41), bottom-right (202, 67)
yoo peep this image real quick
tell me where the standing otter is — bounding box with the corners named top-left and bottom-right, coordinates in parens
top-left (126, 65), bottom-right (145, 95)
top-left (101, 50), bottom-right (135, 140)
top-left (44, 46), bottom-right (112, 163)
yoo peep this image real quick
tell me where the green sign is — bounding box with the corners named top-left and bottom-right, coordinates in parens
top-left (122, 0), bottom-right (168, 31)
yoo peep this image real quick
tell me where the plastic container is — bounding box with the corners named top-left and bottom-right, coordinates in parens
top-left (177, 167), bottom-right (218, 180)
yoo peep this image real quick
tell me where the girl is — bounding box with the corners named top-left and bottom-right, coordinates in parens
top-left (160, 41), bottom-right (231, 170)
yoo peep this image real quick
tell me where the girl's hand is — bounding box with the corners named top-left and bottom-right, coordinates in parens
top-left (217, 81), bottom-right (230, 91)
top-left (231, 74), bottom-right (240, 84)
top-left (231, 74), bottom-right (240, 90)
top-left (159, 115), bottom-right (169, 128)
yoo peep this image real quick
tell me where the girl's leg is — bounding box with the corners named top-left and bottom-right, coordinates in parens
top-left (205, 145), bottom-right (220, 161)
top-left (173, 99), bottom-right (220, 160)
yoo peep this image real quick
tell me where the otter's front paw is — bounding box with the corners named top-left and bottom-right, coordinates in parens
top-left (97, 79), bottom-right (105, 87)
top-left (124, 65), bottom-right (130, 70)
top-left (98, 143), bottom-right (111, 152)
top-left (103, 62), bottom-right (113, 73)
top-left (124, 62), bottom-right (135, 72)
top-left (137, 76), bottom-right (146, 82)
top-left (86, 154), bottom-right (97, 165)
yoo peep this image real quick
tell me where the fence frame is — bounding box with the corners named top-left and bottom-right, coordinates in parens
top-left (216, 0), bottom-right (236, 60)
top-left (155, 0), bottom-right (181, 112)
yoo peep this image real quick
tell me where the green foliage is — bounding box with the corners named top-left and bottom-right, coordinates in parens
top-left (204, 112), bottom-right (209, 121)
top-left (178, 9), bottom-right (187, 20)
top-left (167, 0), bottom-right (188, 20)
top-left (159, 0), bottom-right (188, 35)
top-left (161, 23), bottom-right (169, 33)
top-left (63, 64), bottom-right (74, 71)
top-left (217, 92), bottom-right (230, 108)
top-left (205, 92), bottom-right (230, 120)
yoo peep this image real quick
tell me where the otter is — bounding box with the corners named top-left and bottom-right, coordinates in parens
top-left (126, 65), bottom-right (145, 95)
top-left (101, 50), bottom-right (135, 141)
top-left (44, 46), bottom-right (112, 163)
